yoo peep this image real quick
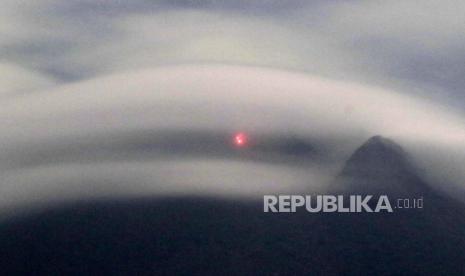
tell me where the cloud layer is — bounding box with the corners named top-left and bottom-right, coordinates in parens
top-left (1, 1), bottom-right (465, 216)
top-left (1, 1), bottom-right (465, 105)
top-left (1, 65), bottom-right (464, 216)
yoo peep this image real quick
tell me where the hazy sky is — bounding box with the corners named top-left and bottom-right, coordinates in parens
top-left (1, 0), bottom-right (465, 107)
top-left (1, 1), bottom-right (465, 215)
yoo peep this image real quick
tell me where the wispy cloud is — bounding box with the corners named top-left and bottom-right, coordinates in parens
top-left (2, 0), bottom-right (465, 106)
top-left (1, 65), bottom-right (464, 213)
top-left (1, 1), bottom-right (465, 215)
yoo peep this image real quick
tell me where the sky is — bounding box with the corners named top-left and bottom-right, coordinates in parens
top-left (2, 0), bottom-right (465, 106)
top-left (1, 0), bottom-right (465, 215)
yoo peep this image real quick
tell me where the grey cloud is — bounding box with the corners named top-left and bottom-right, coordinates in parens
top-left (1, 129), bottom-right (327, 173)
top-left (306, 0), bottom-right (465, 107)
top-left (2, 0), bottom-right (465, 110)
top-left (1, 1), bottom-right (465, 217)
top-left (48, 0), bottom-right (312, 15)
top-left (0, 63), bottom-right (56, 97)
top-left (0, 158), bottom-right (330, 218)
top-left (0, 65), bottom-right (465, 216)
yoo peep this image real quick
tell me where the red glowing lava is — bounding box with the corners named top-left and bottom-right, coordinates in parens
top-left (233, 132), bottom-right (248, 147)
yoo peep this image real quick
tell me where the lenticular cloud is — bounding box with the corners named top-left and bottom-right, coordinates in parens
top-left (0, 65), bottom-right (464, 215)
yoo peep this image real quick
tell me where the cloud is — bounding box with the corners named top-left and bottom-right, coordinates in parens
top-left (0, 63), bottom-right (56, 97)
top-left (0, 159), bottom-right (329, 217)
top-left (2, 0), bottom-right (464, 108)
top-left (1, 65), bottom-right (464, 215)
top-left (63, 11), bottom-right (316, 75)
top-left (1, 1), bottom-right (465, 215)
top-left (310, 0), bottom-right (465, 105)
top-left (2, 65), bottom-right (463, 143)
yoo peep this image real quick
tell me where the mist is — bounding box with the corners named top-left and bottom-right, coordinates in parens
top-left (1, 65), bottom-right (464, 217)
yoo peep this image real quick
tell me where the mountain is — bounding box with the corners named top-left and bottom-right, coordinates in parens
top-left (334, 135), bottom-right (432, 196)
top-left (0, 136), bottom-right (464, 275)
top-left (323, 135), bottom-right (465, 274)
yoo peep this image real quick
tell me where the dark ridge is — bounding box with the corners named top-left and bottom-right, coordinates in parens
top-left (335, 135), bottom-right (430, 196)
top-left (0, 195), bottom-right (464, 275)
top-left (340, 135), bottom-right (413, 177)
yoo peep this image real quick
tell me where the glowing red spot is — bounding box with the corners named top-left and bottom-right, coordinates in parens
top-left (234, 132), bottom-right (248, 147)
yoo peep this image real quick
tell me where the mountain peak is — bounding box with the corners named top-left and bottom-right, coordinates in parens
top-left (365, 135), bottom-right (395, 146)
top-left (336, 135), bottom-right (429, 195)
top-left (341, 135), bottom-right (410, 176)
top-left (363, 135), bottom-right (404, 153)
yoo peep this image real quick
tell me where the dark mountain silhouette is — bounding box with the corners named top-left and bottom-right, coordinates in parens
top-left (321, 136), bottom-right (465, 275)
top-left (0, 136), bottom-right (464, 275)
top-left (334, 135), bottom-right (433, 196)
